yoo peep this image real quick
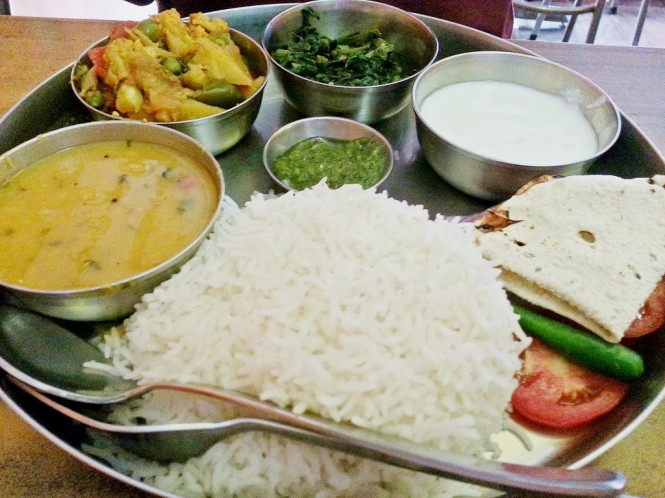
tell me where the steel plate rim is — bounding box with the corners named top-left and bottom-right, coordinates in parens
top-left (0, 4), bottom-right (664, 497)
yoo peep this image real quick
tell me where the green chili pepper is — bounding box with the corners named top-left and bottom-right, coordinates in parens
top-left (195, 80), bottom-right (243, 109)
top-left (513, 305), bottom-right (645, 382)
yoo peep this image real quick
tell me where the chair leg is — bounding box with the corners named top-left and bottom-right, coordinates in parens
top-left (562, 0), bottom-right (583, 41)
top-left (528, 0), bottom-right (553, 40)
top-left (529, 13), bottom-right (545, 39)
top-left (585, 0), bottom-right (606, 43)
top-left (632, 0), bottom-right (650, 46)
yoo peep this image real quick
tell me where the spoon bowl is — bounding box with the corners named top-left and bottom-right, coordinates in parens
top-left (0, 304), bottom-right (627, 496)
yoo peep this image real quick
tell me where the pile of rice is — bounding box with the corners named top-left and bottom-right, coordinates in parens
top-left (90, 183), bottom-right (529, 498)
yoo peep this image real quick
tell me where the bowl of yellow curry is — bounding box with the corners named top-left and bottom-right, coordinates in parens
top-left (0, 121), bottom-right (224, 321)
top-left (71, 9), bottom-right (268, 156)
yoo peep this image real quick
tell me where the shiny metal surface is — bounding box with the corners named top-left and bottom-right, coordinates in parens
top-left (0, 4), bottom-right (664, 498)
top-left (71, 29), bottom-right (269, 156)
top-left (262, 0), bottom-right (438, 123)
top-left (0, 121), bottom-right (224, 321)
top-left (412, 51), bottom-right (622, 200)
top-left (263, 116), bottom-right (394, 190)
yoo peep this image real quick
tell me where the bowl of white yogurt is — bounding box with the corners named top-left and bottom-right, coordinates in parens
top-left (412, 51), bottom-right (621, 200)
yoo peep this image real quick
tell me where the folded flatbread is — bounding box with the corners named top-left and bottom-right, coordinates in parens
top-left (475, 174), bottom-right (665, 343)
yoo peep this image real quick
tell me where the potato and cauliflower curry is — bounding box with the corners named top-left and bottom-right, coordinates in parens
top-left (73, 9), bottom-right (265, 122)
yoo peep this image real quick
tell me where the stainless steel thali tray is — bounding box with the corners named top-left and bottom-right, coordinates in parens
top-left (1, 4), bottom-right (665, 497)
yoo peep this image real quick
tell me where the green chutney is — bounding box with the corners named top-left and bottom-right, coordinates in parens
top-left (272, 136), bottom-right (389, 190)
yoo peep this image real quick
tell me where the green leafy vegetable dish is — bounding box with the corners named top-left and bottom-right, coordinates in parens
top-left (272, 136), bottom-right (389, 190)
top-left (270, 7), bottom-right (406, 87)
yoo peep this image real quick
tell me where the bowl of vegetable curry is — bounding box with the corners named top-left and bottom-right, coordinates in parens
top-left (71, 9), bottom-right (268, 156)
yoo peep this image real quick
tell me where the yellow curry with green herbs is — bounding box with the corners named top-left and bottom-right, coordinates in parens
top-left (0, 140), bottom-right (218, 291)
top-left (73, 9), bottom-right (265, 122)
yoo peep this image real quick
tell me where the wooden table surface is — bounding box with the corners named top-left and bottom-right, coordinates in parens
top-left (1, 14), bottom-right (664, 498)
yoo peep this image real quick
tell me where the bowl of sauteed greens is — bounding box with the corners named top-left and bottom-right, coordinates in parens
top-left (71, 9), bottom-right (268, 156)
top-left (262, 0), bottom-right (438, 124)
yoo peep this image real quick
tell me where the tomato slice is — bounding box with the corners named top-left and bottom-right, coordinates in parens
top-left (87, 46), bottom-right (108, 78)
top-left (625, 277), bottom-right (665, 339)
top-left (109, 21), bottom-right (138, 40)
top-left (511, 339), bottom-right (629, 429)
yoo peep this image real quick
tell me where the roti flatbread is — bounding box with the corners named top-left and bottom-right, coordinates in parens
top-left (475, 174), bottom-right (665, 343)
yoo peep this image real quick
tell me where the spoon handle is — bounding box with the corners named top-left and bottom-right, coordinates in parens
top-left (10, 377), bottom-right (626, 497)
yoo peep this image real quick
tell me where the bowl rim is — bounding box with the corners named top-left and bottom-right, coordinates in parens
top-left (262, 115), bottom-right (395, 191)
top-left (261, 0), bottom-right (439, 91)
top-left (70, 26), bottom-right (269, 125)
top-left (411, 50), bottom-right (622, 168)
top-left (0, 120), bottom-right (224, 297)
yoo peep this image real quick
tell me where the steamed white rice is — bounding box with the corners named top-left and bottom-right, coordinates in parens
top-left (91, 183), bottom-right (529, 498)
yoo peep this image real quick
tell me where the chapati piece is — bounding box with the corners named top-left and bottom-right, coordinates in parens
top-left (475, 174), bottom-right (665, 343)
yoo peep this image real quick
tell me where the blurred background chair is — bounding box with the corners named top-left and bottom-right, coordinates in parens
top-left (512, 0), bottom-right (607, 42)
top-left (607, 0), bottom-right (651, 45)
top-left (123, 0), bottom-right (516, 38)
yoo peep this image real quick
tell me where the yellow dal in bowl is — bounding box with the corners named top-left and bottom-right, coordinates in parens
top-left (0, 140), bottom-right (218, 290)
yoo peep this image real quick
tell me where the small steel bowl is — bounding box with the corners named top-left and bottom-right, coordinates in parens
top-left (263, 116), bottom-right (393, 190)
top-left (0, 121), bottom-right (224, 321)
top-left (71, 28), bottom-right (268, 156)
top-left (412, 51), bottom-right (622, 201)
top-left (262, 0), bottom-right (438, 124)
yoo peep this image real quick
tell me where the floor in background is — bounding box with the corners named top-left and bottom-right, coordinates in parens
top-left (7, 0), bottom-right (665, 47)
top-left (8, 0), bottom-right (157, 20)
top-left (512, 0), bottom-right (665, 47)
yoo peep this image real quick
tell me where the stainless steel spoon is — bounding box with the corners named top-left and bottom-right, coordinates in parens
top-left (0, 304), bottom-right (627, 496)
